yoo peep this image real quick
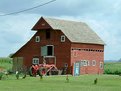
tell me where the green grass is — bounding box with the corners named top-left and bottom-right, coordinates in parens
top-left (0, 75), bottom-right (121, 91)
top-left (0, 59), bottom-right (121, 91)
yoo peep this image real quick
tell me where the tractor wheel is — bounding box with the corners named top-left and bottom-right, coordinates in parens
top-left (38, 67), bottom-right (47, 76)
top-left (29, 66), bottom-right (36, 77)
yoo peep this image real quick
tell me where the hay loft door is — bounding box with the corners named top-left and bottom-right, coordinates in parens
top-left (41, 45), bottom-right (56, 65)
top-left (41, 45), bottom-right (54, 56)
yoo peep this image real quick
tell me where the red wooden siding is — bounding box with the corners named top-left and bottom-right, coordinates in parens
top-left (13, 30), bottom-right (71, 72)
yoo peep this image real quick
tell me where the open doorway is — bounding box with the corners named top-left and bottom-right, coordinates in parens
top-left (41, 45), bottom-right (54, 56)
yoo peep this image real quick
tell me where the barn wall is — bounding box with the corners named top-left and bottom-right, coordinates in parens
top-left (13, 30), bottom-right (71, 73)
top-left (12, 57), bottom-right (23, 71)
top-left (71, 43), bottom-right (104, 74)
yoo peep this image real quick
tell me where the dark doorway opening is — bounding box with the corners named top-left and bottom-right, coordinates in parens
top-left (46, 30), bottom-right (50, 39)
top-left (47, 46), bottom-right (53, 56)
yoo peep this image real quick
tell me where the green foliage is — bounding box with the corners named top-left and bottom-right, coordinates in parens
top-left (0, 72), bottom-right (3, 80)
top-left (0, 57), bottom-right (12, 70)
top-left (8, 53), bottom-right (14, 58)
top-left (104, 62), bottom-right (121, 75)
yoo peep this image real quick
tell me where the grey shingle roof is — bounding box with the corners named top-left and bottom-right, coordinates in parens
top-left (44, 17), bottom-right (105, 45)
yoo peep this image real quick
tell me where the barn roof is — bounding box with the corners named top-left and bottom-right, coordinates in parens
top-left (33, 17), bottom-right (105, 45)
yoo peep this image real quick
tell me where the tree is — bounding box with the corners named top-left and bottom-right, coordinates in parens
top-left (8, 53), bottom-right (14, 58)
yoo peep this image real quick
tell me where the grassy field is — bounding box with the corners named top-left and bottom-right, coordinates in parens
top-left (0, 75), bottom-right (121, 91)
top-left (0, 57), bottom-right (12, 70)
top-left (104, 62), bottom-right (121, 75)
top-left (1, 58), bottom-right (121, 91)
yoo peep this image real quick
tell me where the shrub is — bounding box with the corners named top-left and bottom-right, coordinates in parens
top-left (0, 72), bottom-right (3, 80)
top-left (7, 69), bottom-right (14, 74)
top-left (104, 62), bottom-right (121, 75)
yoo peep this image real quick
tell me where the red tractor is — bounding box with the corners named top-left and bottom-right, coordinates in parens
top-left (29, 64), bottom-right (58, 76)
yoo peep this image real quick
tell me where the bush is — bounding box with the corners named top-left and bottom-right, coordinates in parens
top-left (104, 62), bottom-right (121, 75)
top-left (0, 72), bottom-right (3, 80)
top-left (7, 69), bottom-right (14, 74)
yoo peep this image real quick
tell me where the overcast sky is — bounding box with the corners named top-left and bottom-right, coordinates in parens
top-left (0, 0), bottom-right (121, 60)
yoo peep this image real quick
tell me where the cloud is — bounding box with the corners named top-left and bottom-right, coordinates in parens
top-left (0, 0), bottom-right (121, 60)
top-left (0, 14), bottom-right (40, 57)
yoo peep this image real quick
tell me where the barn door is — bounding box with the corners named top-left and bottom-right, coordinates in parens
top-left (13, 57), bottom-right (23, 71)
top-left (41, 45), bottom-right (54, 56)
top-left (73, 62), bottom-right (80, 76)
top-left (41, 46), bottom-right (47, 56)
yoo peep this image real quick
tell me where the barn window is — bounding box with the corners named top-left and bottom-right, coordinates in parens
top-left (80, 60), bottom-right (87, 66)
top-left (83, 60), bottom-right (87, 66)
top-left (64, 63), bottom-right (68, 67)
top-left (87, 60), bottom-right (90, 66)
top-left (32, 58), bottom-right (39, 64)
top-left (46, 30), bottom-right (50, 39)
top-left (61, 35), bottom-right (65, 42)
top-left (92, 60), bottom-right (96, 66)
top-left (100, 62), bottom-right (103, 69)
top-left (41, 45), bottom-right (54, 56)
top-left (35, 36), bottom-right (40, 42)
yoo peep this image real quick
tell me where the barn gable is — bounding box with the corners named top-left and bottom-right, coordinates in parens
top-left (32, 17), bottom-right (105, 45)
top-left (32, 17), bottom-right (53, 30)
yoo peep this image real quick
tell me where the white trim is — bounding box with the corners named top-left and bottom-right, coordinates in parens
top-left (41, 45), bottom-right (54, 56)
top-left (46, 45), bottom-right (54, 46)
top-left (64, 63), bottom-right (68, 67)
top-left (92, 60), bottom-right (96, 66)
top-left (80, 60), bottom-right (87, 66)
top-left (43, 56), bottom-right (55, 58)
top-left (43, 56), bottom-right (56, 66)
top-left (87, 60), bottom-right (90, 66)
top-left (100, 62), bottom-right (103, 69)
top-left (32, 58), bottom-right (39, 64)
top-left (61, 35), bottom-right (65, 42)
top-left (47, 45), bottom-right (54, 56)
top-left (35, 36), bottom-right (40, 42)
top-left (83, 60), bottom-right (87, 66)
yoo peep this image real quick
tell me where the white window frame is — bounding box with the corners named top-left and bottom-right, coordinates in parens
top-left (35, 36), bottom-right (40, 42)
top-left (92, 60), bottom-right (96, 66)
top-left (100, 62), bottom-right (103, 69)
top-left (61, 35), bottom-right (65, 42)
top-left (46, 45), bottom-right (54, 56)
top-left (83, 60), bottom-right (87, 66)
top-left (80, 60), bottom-right (87, 66)
top-left (32, 58), bottom-right (39, 64)
top-left (87, 60), bottom-right (90, 66)
top-left (64, 63), bottom-right (68, 67)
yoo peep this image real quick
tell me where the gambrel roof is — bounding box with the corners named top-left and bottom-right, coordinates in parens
top-left (32, 17), bottom-right (105, 45)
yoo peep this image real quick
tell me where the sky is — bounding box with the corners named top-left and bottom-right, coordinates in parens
top-left (0, 0), bottom-right (121, 60)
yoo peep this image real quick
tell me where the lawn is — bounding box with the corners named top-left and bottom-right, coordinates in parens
top-left (0, 59), bottom-right (121, 91)
top-left (0, 75), bottom-right (121, 91)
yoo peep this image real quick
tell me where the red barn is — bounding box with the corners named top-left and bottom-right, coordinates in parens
top-left (12, 17), bottom-right (105, 75)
